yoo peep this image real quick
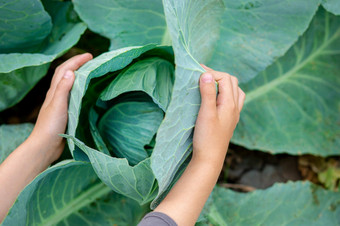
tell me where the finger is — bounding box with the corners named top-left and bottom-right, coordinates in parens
top-left (207, 70), bottom-right (234, 86)
top-left (216, 75), bottom-right (234, 109)
top-left (50, 53), bottom-right (92, 95)
top-left (230, 76), bottom-right (239, 108)
top-left (214, 71), bottom-right (233, 81)
top-left (50, 70), bottom-right (75, 110)
top-left (199, 73), bottom-right (217, 113)
top-left (238, 88), bottom-right (246, 112)
top-left (44, 53), bottom-right (92, 107)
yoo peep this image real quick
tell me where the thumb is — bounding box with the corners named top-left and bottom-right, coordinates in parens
top-left (52, 70), bottom-right (75, 108)
top-left (199, 73), bottom-right (216, 111)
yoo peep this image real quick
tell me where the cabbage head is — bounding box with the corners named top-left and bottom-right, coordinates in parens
top-left (65, 45), bottom-right (176, 205)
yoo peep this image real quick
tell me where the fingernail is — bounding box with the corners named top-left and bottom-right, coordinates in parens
top-left (63, 70), bottom-right (73, 79)
top-left (201, 73), bottom-right (213, 83)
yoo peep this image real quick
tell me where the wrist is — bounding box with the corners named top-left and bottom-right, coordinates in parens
top-left (25, 135), bottom-right (60, 166)
top-left (191, 152), bottom-right (225, 173)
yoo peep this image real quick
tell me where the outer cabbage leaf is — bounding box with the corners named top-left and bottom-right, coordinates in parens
top-left (322, 0), bottom-right (340, 15)
top-left (207, 0), bottom-right (320, 82)
top-left (0, 0), bottom-right (52, 53)
top-left (2, 161), bottom-right (149, 226)
top-left (73, 0), bottom-right (171, 49)
top-left (150, 0), bottom-right (221, 208)
top-left (74, 0), bottom-right (320, 82)
top-left (0, 64), bottom-right (50, 111)
top-left (0, 123), bottom-right (33, 164)
top-left (150, 0), bottom-right (322, 207)
top-left (0, 1), bottom-right (86, 111)
top-left (201, 182), bottom-right (340, 226)
top-left (64, 136), bottom-right (158, 205)
top-left (232, 8), bottom-right (340, 156)
top-left (66, 45), bottom-right (175, 205)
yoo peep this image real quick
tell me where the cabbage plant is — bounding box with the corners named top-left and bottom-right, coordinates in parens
top-left (65, 45), bottom-right (175, 205)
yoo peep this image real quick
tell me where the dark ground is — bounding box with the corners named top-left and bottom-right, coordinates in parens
top-left (1, 30), bottom-right (338, 193)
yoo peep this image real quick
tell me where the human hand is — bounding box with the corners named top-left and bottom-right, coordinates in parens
top-left (28, 53), bottom-right (93, 164)
top-left (192, 65), bottom-right (245, 166)
top-left (153, 66), bottom-right (245, 225)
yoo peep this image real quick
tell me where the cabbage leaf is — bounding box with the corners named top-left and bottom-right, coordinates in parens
top-left (2, 161), bottom-right (149, 226)
top-left (0, 0), bottom-right (86, 111)
top-left (201, 182), bottom-right (340, 225)
top-left (0, 123), bottom-right (33, 164)
top-left (232, 8), bottom-right (340, 156)
top-left (322, 0), bottom-right (340, 15)
top-left (73, 0), bottom-right (171, 49)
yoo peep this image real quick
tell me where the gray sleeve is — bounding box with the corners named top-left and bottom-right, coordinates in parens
top-left (138, 212), bottom-right (178, 226)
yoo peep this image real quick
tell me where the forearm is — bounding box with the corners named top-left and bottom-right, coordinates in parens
top-left (0, 54), bottom-right (91, 223)
top-left (154, 151), bottom-right (225, 226)
top-left (0, 137), bottom-right (53, 221)
top-left (152, 69), bottom-right (244, 225)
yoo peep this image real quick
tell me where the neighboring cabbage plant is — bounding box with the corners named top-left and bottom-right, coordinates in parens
top-left (0, 0), bottom-right (86, 111)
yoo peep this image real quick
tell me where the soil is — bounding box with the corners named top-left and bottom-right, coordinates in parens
top-left (220, 146), bottom-right (340, 192)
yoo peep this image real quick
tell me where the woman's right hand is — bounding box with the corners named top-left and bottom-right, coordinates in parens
top-left (192, 65), bottom-right (245, 165)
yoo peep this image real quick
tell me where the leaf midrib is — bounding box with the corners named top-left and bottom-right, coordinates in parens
top-left (244, 27), bottom-right (340, 105)
top-left (36, 182), bottom-right (111, 226)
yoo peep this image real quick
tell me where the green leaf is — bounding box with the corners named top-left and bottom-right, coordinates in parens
top-left (0, 123), bottom-right (33, 164)
top-left (232, 8), bottom-right (340, 156)
top-left (0, 1), bottom-right (86, 111)
top-left (88, 108), bottom-right (111, 155)
top-left (64, 136), bottom-right (158, 205)
top-left (99, 57), bottom-right (174, 111)
top-left (0, 54), bottom-right (53, 74)
top-left (203, 182), bottom-right (340, 225)
top-left (207, 0), bottom-right (321, 82)
top-left (0, 0), bottom-right (52, 53)
top-left (2, 161), bottom-right (149, 226)
top-left (39, 0), bottom-right (86, 57)
top-left (98, 98), bottom-right (164, 165)
top-left (0, 63), bottom-right (50, 111)
top-left (73, 0), bottom-right (171, 49)
top-left (322, 0), bottom-right (340, 15)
